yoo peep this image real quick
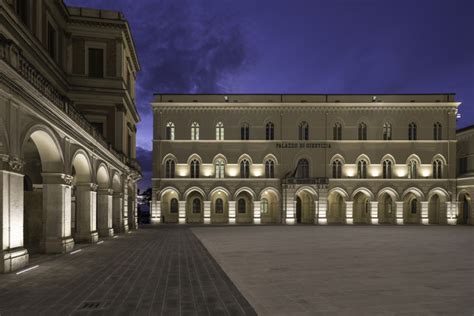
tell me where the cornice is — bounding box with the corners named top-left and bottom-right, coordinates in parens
top-left (154, 140), bottom-right (456, 144)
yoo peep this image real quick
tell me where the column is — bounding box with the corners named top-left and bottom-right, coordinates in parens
top-left (345, 201), bottom-right (353, 224)
top-left (318, 189), bottom-right (327, 225)
top-left (0, 158), bottom-right (28, 273)
top-left (151, 189), bottom-right (161, 223)
top-left (253, 200), bottom-right (261, 224)
top-left (178, 200), bottom-right (186, 224)
top-left (128, 183), bottom-right (138, 230)
top-left (97, 189), bottom-right (114, 237)
top-left (228, 201), bottom-right (236, 224)
top-left (74, 183), bottom-right (99, 243)
top-left (285, 185), bottom-right (296, 224)
top-left (421, 201), bottom-right (429, 225)
top-left (395, 201), bottom-right (404, 225)
top-left (204, 201), bottom-right (211, 224)
top-left (446, 201), bottom-right (456, 225)
top-left (122, 187), bottom-right (129, 232)
top-left (41, 173), bottom-right (75, 253)
top-left (112, 192), bottom-right (125, 232)
top-left (370, 201), bottom-right (378, 225)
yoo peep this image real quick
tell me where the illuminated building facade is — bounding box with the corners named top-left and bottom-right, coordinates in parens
top-left (151, 94), bottom-right (472, 226)
top-left (0, 1), bottom-right (141, 272)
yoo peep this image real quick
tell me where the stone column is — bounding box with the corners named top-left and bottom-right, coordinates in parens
top-left (151, 189), bottom-right (161, 223)
top-left (369, 201), bottom-right (379, 225)
top-left (128, 184), bottom-right (138, 230)
top-left (203, 201), bottom-right (211, 224)
top-left (0, 157), bottom-right (28, 273)
top-left (112, 192), bottom-right (125, 232)
top-left (74, 183), bottom-right (99, 243)
top-left (253, 200), bottom-right (261, 224)
top-left (318, 189), bottom-right (328, 225)
top-left (285, 185), bottom-right (296, 224)
top-left (446, 201), bottom-right (456, 225)
top-left (41, 173), bottom-right (75, 253)
top-left (421, 201), bottom-right (429, 225)
top-left (395, 201), bottom-right (404, 224)
top-left (345, 201), bottom-right (354, 224)
top-left (228, 201), bottom-right (236, 224)
top-left (97, 189), bottom-right (114, 237)
top-left (178, 200), bottom-right (186, 224)
top-left (122, 187), bottom-right (129, 232)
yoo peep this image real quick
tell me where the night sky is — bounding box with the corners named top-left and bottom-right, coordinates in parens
top-left (65, 0), bottom-right (474, 190)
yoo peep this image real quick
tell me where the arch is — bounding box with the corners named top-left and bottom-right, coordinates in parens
top-left (160, 187), bottom-right (181, 200)
top-left (260, 187), bottom-right (280, 224)
top-left (208, 186), bottom-right (231, 200)
top-left (184, 186), bottom-right (206, 200)
top-left (328, 187), bottom-right (347, 224)
top-left (233, 187), bottom-right (256, 200)
top-left (186, 153), bottom-right (203, 165)
top-left (351, 187), bottom-right (374, 201)
top-left (265, 121), bottom-right (275, 140)
top-left (212, 153), bottom-right (228, 164)
top-left (258, 187), bottom-right (281, 201)
top-left (406, 154), bottom-right (422, 165)
top-left (295, 186), bottom-right (315, 223)
top-left (402, 187), bottom-right (425, 200)
top-left (381, 154), bottom-right (396, 165)
top-left (71, 149), bottom-right (92, 183)
top-left (330, 154), bottom-right (346, 165)
top-left (295, 186), bottom-right (318, 199)
top-left (96, 163), bottom-right (110, 189)
top-left (353, 189), bottom-right (372, 224)
top-left (237, 154), bottom-right (253, 165)
top-left (377, 187), bottom-right (400, 201)
top-left (427, 187), bottom-right (450, 201)
top-left (355, 154), bottom-right (371, 165)
top-left (209, 187), bottom-right (230, 223)
top-left (161, 153), bottom-right (178, 165)
top-left (431, 154), bottom-right (447, 165)
top-left (378, 189), bottom-right (396, 224)
top-left (21, 124), bottom-right (64, 173)
top-left (112, 173), bottom-right (122, 192)
top-left (329, 187), bottom-right (350, 200)
top-left (457, 191), bottom-right (472, 225)
top-left (263, 153), bottom-right (278, 165)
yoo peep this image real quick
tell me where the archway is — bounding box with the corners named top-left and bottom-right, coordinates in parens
top-left (96, 164), bottom-right (113, 236)
top-left (236, 191), bottom-right (253, 224)
top-left (210, 188), bottom-right (229, 224)
top-left (260, 189), bottom-right (280, 224)
top-left (111, 174), bottom-right (124, 232)
top-left (378, 193), bottom-right (396, 224)
top-left (161, 188), bottom-right (180, 223)
top-left (353, 191), bottom-right (371, 224)
top-left (328, 191), bottom-right (346, 224)
top-left (458, 192), bottom-right (471, 224)
top-left (295, 188), bottom-right (315, 224)
top-left (186, 191), bottom-right (204, 223)
top-left (403, 192), bottom-right (421, 224)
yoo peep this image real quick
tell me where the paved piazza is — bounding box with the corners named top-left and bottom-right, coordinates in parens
top-left (193, 225), bottom-right (474, 315)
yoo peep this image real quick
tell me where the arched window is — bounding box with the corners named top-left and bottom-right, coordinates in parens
top-left (433, 122), bottom-right (442, 140)
top-left (241, 122), bottom-right (250, 140)
top-left (165, 159), bottom-right (175, 178)
top-left (216, 122), bottom-right (224, 140)
top-left (215, 198), bottom-right (224, 214)
top-left (261, 198), bottom-right (269, 214)
top-left (166, 122), bottom-right (175, 140)
top-left (408, 160), bottom-right (418, 179)
top-left (358, 122), bottom-right (367, 140)
top-left (433, 159), bottom-right (443, 179)
top-left (383, 160), bottom-right (392, 179)
top-left (297, 159), bottom-right (309, 178)
top-left (191, 122), bottom-right (199, 140)
top-left (265, 160), bottom-right (275, 178)
top-left (190, 159), bottom-right (200, 178)
top-left (357, 160), bottom-right (367, 179)
top-left (383, 122), bottom-right (392, 140)
top-left (299, 121), bottom-right (309, 140)
top-left (238, 198), bottom-right (246, 213)
top-left (410, 199), bottom-right (417, 214)
top-left (240, 159), bottom-right (250, 178)
top-left (408, 122), bottom-right (417, 140)
top-left (170, 198), bottom-right (178, 213)
top-left (332, 159), bottom-right (342, 178)
top-left (192, 198), bottom-right (201, 213)
top-left (333, 123), bottom-right (342, 140)
top-left (266, 122), bottom-right (274, 140)
top-left (215, 159), bottom-right (225, 178)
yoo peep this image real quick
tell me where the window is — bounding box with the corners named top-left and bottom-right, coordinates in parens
top-left (190, 159), bottom-right (200, 178)
top-left (460, 157), bottom-right (468, 174)
top-left (88, 48), bottom-right (104, 78)
top-left (127, 133), bottom-right (132, 159)
top-left (357, 160), bottom-right (367, 179)
top-left (358, 122), bottom-right (367, 140)
top-left (47, 23), bottom-right (56, 60)
top-left (215, 159), bottom-right (225, 178)
top-left (265, 160), bottom-right (275, 178)
top-left (408, 122), bottom-right (417, 140)
top-left (410, 199), bottom-right (417, 214)
top-left (215, 198), bottom-right (224, 214)
top-left (240, 159), bottom-right (250, 178)
top-left (408, 160), bottom-right (418, 179)
top-left (433, 159), bottom-right (443, 179)
top-left (299, 121), bottom-right (309, 140)
top-left (91, 122), bottom-right (104, 136)
top-left (241, 123), bottom-right (250, 140)
top-left (266, 122), bottom-right (274, 140)
top-left (170, 198), bottom-right (178, 213)
top-left (261, 198), bottom-right (269, 214)
top-left (166, 122), bottom-right (175, 140)
top-left (238, 199), bottom-right (246, 213)
top-left (333, 123), bottom-right (342, 140)
top-left (191, 122), bottom-right (199, 140)
top-left (192, 198), bottom-right (201, 213)
top-left (434, 122), bottom-right (442, 140)
top-left (332, 160), bottom-right (342, 178)
top-left (216, 122), bottom-right (224, 140)
top-left (383, 160), bottom-right (392, 179)
top-left (297, 159), bottom-right (309, 178)
top-left (383, 122), bottom-right (392, 140)
top-left (165, 159), bottom-right (175, 178)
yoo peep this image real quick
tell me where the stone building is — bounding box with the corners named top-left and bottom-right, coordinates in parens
top-left (0, 0), bottom-right (141, 273)
top-left (151, 94), bottom-right (473, 226)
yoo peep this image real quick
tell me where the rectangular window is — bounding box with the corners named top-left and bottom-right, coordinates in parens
top-left (460, 157), bottom-right (468, 174)
top-left (47, 23), bottom-right (56, 60)
top-left (88, 48), bottom-right (104, 78)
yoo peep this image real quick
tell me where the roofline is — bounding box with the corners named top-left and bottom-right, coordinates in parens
top-left (153, 93), bottom-right (457, 96)
top-left (457, 124), bottom-right (474, 134)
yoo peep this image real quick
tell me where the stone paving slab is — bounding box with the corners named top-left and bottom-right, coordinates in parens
top-left (192, 225), bottom-right (474, 316)
top-left (0, 226), bottom-right (256, 316)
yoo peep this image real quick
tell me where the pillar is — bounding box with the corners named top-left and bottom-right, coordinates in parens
top-left (446, 201), bottom-right (456, 225)
top-left (421, 201), bottom-right (429, 225)
top-left (122, 187), bottom-right (129, 232)
top-left (113, 192), bottom-right (125, 232)
top-left (395, 201), bottom-right (404, 225)
top-left (151, 189), bottom-right (161, 223)
top-left (253, 200), bottom-right (261, 224)
top-left (97, 189), bottom-right (114, 237)
top-left (370, 201), bottom-right (379, 225)
top-left (318, 190), bottom-right (328, 225)
top-left (204, 201), bottom-right (211, 224)
top-left (128, 183), bottom-right (138, 230)
top-left (41, 173), bottom-right (75, 253)
top-left (285, 185), bottom-right (296, 224)
top-left (74, 183), bottom-right (99, 243)
top-left (0, 158), bottom-right (28, 273)
top-left (178, 200), bottom-right (186, 224)
top-left (228, 200), bottom-right (236, 224)
top-left (345, 201), bottom-right (353, 224)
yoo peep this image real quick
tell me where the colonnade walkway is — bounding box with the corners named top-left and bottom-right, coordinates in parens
top-left (0, 227), bottom-right (256, 315)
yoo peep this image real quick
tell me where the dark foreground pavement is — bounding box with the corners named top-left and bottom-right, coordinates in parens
top-left (0, 226), bottom-right (256, 316)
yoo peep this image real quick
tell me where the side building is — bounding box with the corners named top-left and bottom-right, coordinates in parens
top-left (151, 94), bottom-right (472, 226)
top-left (0, 1), bottom-right (141, 273)
top-left (456, 125), bottom-right (474, 224)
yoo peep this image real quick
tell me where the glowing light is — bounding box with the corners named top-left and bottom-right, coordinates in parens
top-left (226, 165), bottom-right (239, 177)
top-left (396, 167), bottom-right (407, 177)
top-left (344, 165), bottom-right (356, 177)
top-left (421, 167), bottom-right (431, 177)
top-left (370, 167), bottom-right (381, 177)
top-left (16, 265), bottom-right (39, 275)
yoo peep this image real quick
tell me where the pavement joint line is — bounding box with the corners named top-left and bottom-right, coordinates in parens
top-left (16, 265), bottom-right (39, 275)
top-left (70, 249), bottom-right (82, 255)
